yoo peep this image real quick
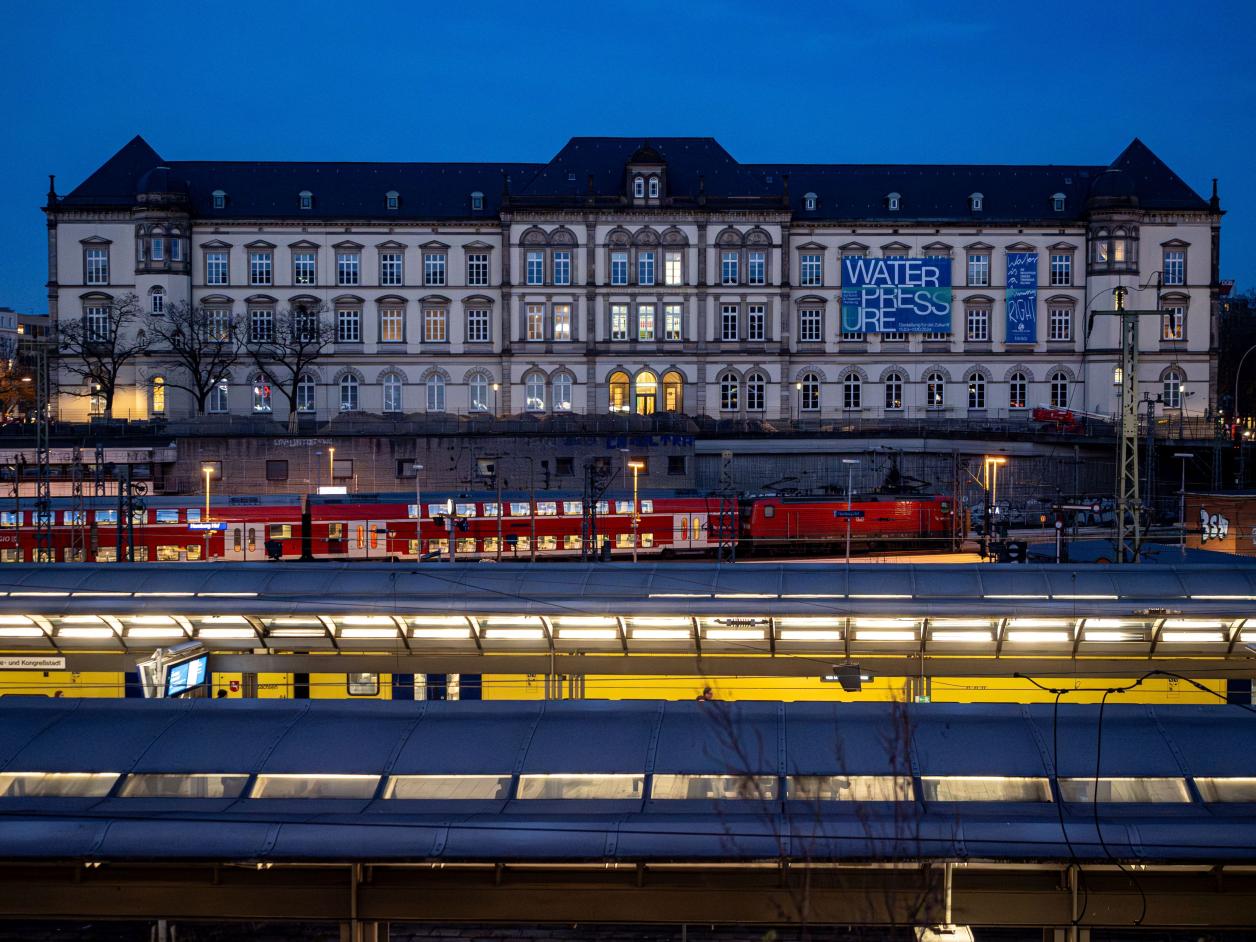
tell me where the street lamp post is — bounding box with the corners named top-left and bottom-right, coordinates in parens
top-left (201, 464), bottom-right (215, 563)
top-left (1233, 344), bottom-right (1256, 426)
top-left (1174, 452), bottom-right (1194, 556)
top-left (328, 447), bottom-right (335, 487)
top-left (982, 456), bottom-right (1007, 561)
top-left (627, 460), bottom-right (645, 563)
top-left (445, 497), bottom-right (456, 564)
top-left (841, 458), bottom-right (859, 563)
top-left (413, 460), bottom-right (424, 562)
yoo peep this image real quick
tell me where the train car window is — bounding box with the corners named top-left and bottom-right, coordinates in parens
top-left (0, 772), bottom-right (119, 798)
top-left (536, 502), bottom-right (557, 517)
top-left (407, 539), bottom-right (421, 556)
top-left (1058, 777), bottom-right (1191, 803)
top-left (355, 525), bottom-right (365, 548)
top-left (131, 510), bottom-right (147, 525)
top-left (97, 510), bottom-right (118, 525)
top-left (1195, 778), bottom-right (1256, 802)
top-left (563, 535), bottom-right (582, 550)
top-left (96, 547), bottom-right (117, 562)
top-left (763, 506), bottom-right (775, 518)
top-left (34, 511), bottom-right (53, 527)
top-left (921, 776), bottom-right (1052, 802)
top-left (233, 529), bottom-right (242, 551)
top-left (347, 672), bottom-right (380, 696)
top-left (509, 502), bottom-right (530, 517)
top-left (562, 500), bottom-right (582, 515)
top-left (482, 536), bottom-right (499, 553)
top-left (456, 537), bottom-right (476, 554)
top-left (65, 548), bottom-right (87, 562)
top-left (247, 528), bottom-right (257, 552)
top-left (33, 548), bottom-right (53, 563)
top-left (426, 503), bottom-right (447, 518)
top-left (0, 548), bottom-right (22, 563)
top-left (429, 538), bottom-right (449, 554)
top-left (250, 774), bottom-right (379, 799)
top-left (186, 544), bottom-right (202, 561)
top-left (641, 533), bottom-right (655, 547)
top-left (155, 510), bottom-right (180, 524)
top-left (680, 517), bottom-right (689, 540)
top-left (268, 524), bottom-right (292, 540)
top-left (640, 500), bottom-right (654, 513)
top-left (537, 535), bottom-right (557, 551)
top-left (384, 775), bottom-right (511, 800)
top-left (652, 775), bottom-right (778, 800)
top-left (119, 774), bottom-right (249, 799)
top-left (328, 522), bottom-right (345, 540)
top-left (63, 510), bottom-right (86, 525)
top-left (615, 500), bottom-right (632, 514)
top-left (186, 508), bottom-right (201, 523)
top-left (514, 536), bottom-right (530, 552)
top-left (0, 512), bottom-right (19, 527)
top-left (615, 533), bottom-right (634, 548)
top-left (787, 775), bottom-right (913, 802)
top-left (482, 502), bottom-right (499, 518)
top-left (517, 774), bottom-right (643, 800)
top-left (131, 547), bottom-right (149, 562)
top-left (156, 546), bottom-right (182, 561)
top-left (369, 529), bottom-right (379, 549)
top-left (407, 504), bottom-right (420, 519)
top-left (455, 502), bottom-right (477, 518)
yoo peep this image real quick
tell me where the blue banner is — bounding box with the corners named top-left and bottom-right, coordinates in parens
top-left (1005, 252), bottom-right (1038, 344)
top-left (840, 257), bottom-right (951, 334)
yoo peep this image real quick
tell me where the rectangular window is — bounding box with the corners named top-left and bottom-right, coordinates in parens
top-left (424, 253), bottom-right (446, 286)
top-left (664, 304), bottom-right (683, 341)
top-left (552, 303), bottom-right (572, 341)
top-left (150, 238), bottom-right (163, 261)
top-left (249, 308), bottom-right (274, 342)
top-left (1049, 252), bottom-right (1072, 286)
top-left (668, 455), bottom-right (686, 475)
top-left (1162, 306), bottom-right (1185, 341)
top-left (466, 308), bottom-right (490, 343)
top-left (249, 251), bottom-right (272, 286)
top-left (119, 774), bottom-right (250, 799)
top-left (610, 304), bottom-right (628, 341)
top-left (85, 305), bottom-right (110, 342)
top-left (881, 331), bottom-right (906, 342)
top-left (637, 304), bottom-right (655, 341)
top-left (379, 306), bottom-right (404, 343)
top-left (1049, 307), bottom-right (1072, 342)
top-left (526, 304), bottom-right (545, 341)
top-left (466, 253), bottom-right (489, 286)
top-left (841, 331), bottom-right (865, 342)
top-left (610, 251), bottom-right (628, 285)
top-left (423, 308), bottom-right (447, 343)
top-left (921, 776), bottom-right (1052, 802)
top-left (268, 523), bottom-right (294, 540)
top-left (155, 546), bottom-right (182, 561)
top-left (923, 331), bottom-right (949, 341)
top-left (552, 251), bottom-right (571, 285)
top-left (721, 251), bottom-right (739, 285)
top-left (747, 304), bottom-right (765, 341)
top-left (1163, 249), bottom-right (1185, 286)
top-left (205, 251), bottom-right (228, 286)
top-left (966, 307), bottom-right (989, 342)
top-left (799, 308), bottom-right (822, 342)
top-left (800, 254), bottom-right (822, 286)
top-left (664, 251), bottom-right (683, 286)
top-left (337, 253), bottom-right (360, 286)
top-left (265, 460), bottom-right (289, 482)
top-left (251, 774), bottom-right (379, 800)
top-left (380, 252), bottom-right (404, 286)
top-left (517, 774), bottom-right (643, 800)
top-left (967, 253), bottom-right (990, 287)
top-left (85, 247), bottom-right (109, 285)
top-left (721, 304), bottom-right (739, 341)
top-left (788, 775), bottom-right (913, 802)
top-left (337, 309), bottom-right (361, 343)
top-left (748, 250), bottom-right (766, 285)
top-left (293, 252), bottom-right (316, 285)
top-left (1058, 777), bottom-right (1190, 804)
top-left (651, 774), bottom-right (778, 800)
top-left (637, 251), bottom-right (655, 286)
top-left (170, 239), bottom-right (182, 261)
top-left (526, 251), bottom-right (544, 285)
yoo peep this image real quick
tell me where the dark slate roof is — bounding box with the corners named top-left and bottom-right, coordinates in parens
top-left (56, 135), bottom-right (1211, 222)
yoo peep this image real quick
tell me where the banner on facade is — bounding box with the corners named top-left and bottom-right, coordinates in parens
top-left (840, 257), bottom-right (952, 333)
top-left (1005, 252), bottom-right (1038, 344)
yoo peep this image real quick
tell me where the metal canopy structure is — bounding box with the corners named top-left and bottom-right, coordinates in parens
top-left (2, 699), bottom-right (1256, 930)
top-left (2, 563), bottom-right (1256, 675)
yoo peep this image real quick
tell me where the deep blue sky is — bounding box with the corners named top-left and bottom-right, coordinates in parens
top-left (2, 0), bottom-right (1253, 313)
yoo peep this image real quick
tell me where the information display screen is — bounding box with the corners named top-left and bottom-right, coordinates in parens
top-left (165, 655), bottom-right (208, 698)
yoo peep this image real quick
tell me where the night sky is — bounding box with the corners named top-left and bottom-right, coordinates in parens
top-left (2, 0), bottom-right (1252, 313)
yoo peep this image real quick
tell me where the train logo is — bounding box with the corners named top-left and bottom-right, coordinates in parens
top-left (1199, 507), bottom-right (1230, 545)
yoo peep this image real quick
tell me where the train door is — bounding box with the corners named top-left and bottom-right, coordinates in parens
top-left (223, 522), bottom-right (246, 562)
top-left (686, 513), bottom-right (710, 549)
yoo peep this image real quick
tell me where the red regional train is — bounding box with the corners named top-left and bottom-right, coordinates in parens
top-left (0, 491), bottom-right (953, 564)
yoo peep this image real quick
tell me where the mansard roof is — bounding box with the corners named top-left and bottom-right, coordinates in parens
top-left (55, 135), bottom-right (1211, 222)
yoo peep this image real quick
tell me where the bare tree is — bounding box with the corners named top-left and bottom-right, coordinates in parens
top-left (0, 336), bottom-right (36, 421)
top-left (144, 300), bottom-right (242, 414)
top-left (54, 293), bottom-right (150, 419)
top-left (246, 302), bottom-right (334, 432)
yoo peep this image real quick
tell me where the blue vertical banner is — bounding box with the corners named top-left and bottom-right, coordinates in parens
top-left (1005, 253), bottom-right (1038, 344)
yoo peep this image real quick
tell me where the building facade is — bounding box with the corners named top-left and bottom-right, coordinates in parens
top-left (44, 135), bottom-right (1221, 424)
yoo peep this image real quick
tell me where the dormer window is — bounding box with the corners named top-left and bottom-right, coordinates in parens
top-left (648, 176), bottom-right (659, 198)
top-left (804, 192), bottom-right (817, 211)
top-left (969, 192), bottom-right (983, 212)
top-left (1052, 192), bottom-right (1066, 212)
top-left (886, 192), bottom-right (901, 212)
top-left (299, 190), bottom-right (313, 210)
top-left (633, 176), bottom-right (645, 199)
top-left (385, 190), bottom-right (399, 210)
top-left (471, 191), bottom-right (484, 210)
top-left (212, 190), bottom-right (226, 209)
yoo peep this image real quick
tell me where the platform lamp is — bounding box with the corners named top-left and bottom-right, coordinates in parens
top-left (1174, 452), bottom-right (1194, 556)
top-left (841, 458), bottom-right (859, 563)
top-left (201, 465), bottom-right (215, 523)
top-left (328, 447), bottom-right (335, 486)
top-left (413, 461), bottom-right (425, 562)
top-left (982, 456), bottom-right (1008, 561)
top-left (627, 459), bottom-right (645, 563)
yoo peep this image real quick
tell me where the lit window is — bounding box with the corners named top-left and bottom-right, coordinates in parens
top-left (926, 372), bottom-right (945, 408)
top-left (0, 773), bottom-right (119, 797)
top-left (788, 776), bottom-right (913, 801)
top-left (884, 372), bottom-right (904, 410)
top-left (469, 374), bottom-right (490, 412)
top-left (652, 775), bottom-right (777, 800)
top-left (1058, 778), bottom-right (1190, 803)
top-left (1009, 372), bottom-right (1027, 410)
top-left (1163, 370), bottom-right (1184, 408)
top-left (664, 251), bottom-right (683, 286)
top-left (637, 304), bottom-right (655, 341)
top-left (383, 775), bottom-right (510, 800)
top-left (664, 304), bottom-right (683, 341)
top-left (921, 776), bottom-right (1052, 802)
top-left (967, 373), bottom-right (986, 409)
top-left (553, 373), bottom-right (573, 412)
top-left (1162, 306), bottom-right (1185, 341)
top-left (525, 373), bottom-right (545, 412)
top-left (1049, 370), bottom-right (1069, 409)
top-left (518, 774), bottom-right (643, 799)
top-left (721, 372), bottom-right (741, 411)
top-left (151, 375), bottom-right (165, 414)
top-left (251, 774), bottom-right (379, 799)
top-left (552, 303), bottom-right (572, 341)
top-left (380, 306), bottom-right (404, 343)
top-left (252, 375), bottom-right (271, 413)
top-left (610, 304), bottom-right (628, 341)
top-left (423, 308), bottom-right (447, 343)
top-left (118, 774), bottom-right (249, 799)
top-left (526, 304), bottom-right (545, 341)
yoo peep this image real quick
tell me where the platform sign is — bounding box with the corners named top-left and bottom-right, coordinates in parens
top-left (840, 257), bottom-right (952, 333)
top-left (832, 510), bottom-right (865, 519)
top-left (188, 521), bottom-right (227, 531)
top-left (1005, 252), bottom-right (1038, 344)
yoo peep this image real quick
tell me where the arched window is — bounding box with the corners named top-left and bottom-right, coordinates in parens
top-left (969, 192), bottom-right (983, 212)
top-left (1049, 370), bottom-right (1069, 409)
top-left (721, 372), bottom-right (741, 412)
top-left (648, 176), bottom-right (659, 198)
top-left (382, 373), bottom-right (403, 413)
top-left (426, 374), bottom-right (445, 412)
top-left (297, 373), bottom-right (316, 413)
top-left (842, 374), bottom-right (860, 411)
top-left (88, 381), bottom-right (105, 417)
top-left (633, 176), bottom-right (644, 198)
top-left (1009, 371), bottom-right (1028, 410)
top-left (525, 373), bottom-right (545, 412)
top-left (967, 373), bottom-right (986, 410)
top-left (799, 372), bottom-right (821, 411)
top-left (926, 371), bottom-right (945, 408)
top-left (635, 370), bottom-right (657, 415)
top-left (149, 286), bottom-right (165, 315)
top-left (208, 378), bottom-right (229, 414)
top-left (746, 372), bottom-right (767, 411)
top-left (608, 371), bottom-right (630, 413)
top-left (339, 374), bottom-right (359, 412)
top-left (1163, 370), bottom-right (1184, 409)
top-left (299, 190), bottom-right (313, 210)
top-left (662, 370), bottom-right (684, 412)
top-left (252, 373), bottom-right (272, 413)
top-left (469, 374), bottom-right (490, 413)
top-left (151, 376), bottom-right (165, 415)
top-left (804, 192), bottom-right (817, 211)
top-left (884, 372), bottom-right (904, 410)
top-left (553, 374), bottom-right (573, 412)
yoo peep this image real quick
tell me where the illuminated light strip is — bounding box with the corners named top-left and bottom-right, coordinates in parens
top-left (777, 630), bottom-right (843, 642)
top-left (849, 594), bottom-right (912, 599)
top-left (854, 630), bottom-right (916, 642)
top-left (196, 627), bottom-right (257, 640)
top-left (126, 627), bottom-right (190, 639)
top-left (409, 628), bottom-right (474, 640)
top-left (339, 628), bottom-right (400, 639)
top-left (266, 628), bottom-right (327, 638)
top-left (1052, 594), bottom-right (1119, 601)
top-left (7, 591), bottom-right (69, 597)
top-left (197, 592), bottom-right (259, 597)
top-left (1005, 631), bottom-right (1072, 644)
top-left (930, 631), bottom-right (993, 643)
top-left (483, 628), bottom-right (547, 640)
top-left (0, 615), bottom-right (34, 625)
top-left (0, 627), bottom-right (45, 638)
top-left (71, 592), bottom-right (130, 597)
top-left (57, 627), bottom-right (116, 639)
top-left (556, 628), bottom-right (619, 640)
top-left (985, 594), bottom-right (1049, 600)
top-left (630, 629), bottom-right (691, 640)
top-left (1190, 595), bottom-right (1256, 600)
top-left (132, 592), bottom-right (196, 597)
top-left (648, 593), bottom-right (709, 599)
top-left (705, 629), bottom-right (766, 641)
top-left (1160, 631), bottom-right (1226, 643)
top-left (779, 594), bottom-right (843, 599)
top-left (1082, 631), bottom-right (1144, 642)
top-left (714, 593), bottom-right (777, 599)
